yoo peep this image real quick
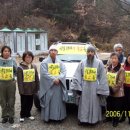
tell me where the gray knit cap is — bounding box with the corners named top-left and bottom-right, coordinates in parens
top-left (86, 45), bottom-right (96, 52)
top-left (113, 43), bottom-right (123, 51)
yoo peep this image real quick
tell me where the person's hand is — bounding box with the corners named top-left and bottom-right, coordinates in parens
top-left (54, 79), bottom-right (60, 85)
top-left (109, 87), bottom-right (114, 95)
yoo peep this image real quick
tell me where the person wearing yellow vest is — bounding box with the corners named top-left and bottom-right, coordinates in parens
top-left (0, 46), bottom-right (17, 124)
top-left (106, 52), bottom-right (125, 127)
top-left (71, 45), bottom-right (109, 125)
top-left (123, 53), bottom-right (130, 124)
top-left (17, 51), bottom-right (39, 122)
top-left (39, 45), bottom-right (67, 122)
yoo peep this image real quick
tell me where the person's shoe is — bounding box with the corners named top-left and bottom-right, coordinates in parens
top-left (78, 121), bottom-right (88, 126)
top-left (20, 118), bottom-right (24, 122)
top-left (29, 116), bottom-right (35, 120)
top-left (2, 117), bottom-right (8, 123)
top-left (8, 117), bottom-right (14, 124)
top-left (119, 117), bottom-right (126, 123)
top-left (112, 122), bottom-right (118, 127)
top-left (128, 119), bottom-right (130, 125)
top-left (44, 120), bottom-right (49, 123)
top-left (78, 121), bottom-right (82, 125)
top-left (103, 118), bottom-right (112, 123)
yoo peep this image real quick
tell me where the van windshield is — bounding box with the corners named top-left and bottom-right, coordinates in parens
top-left (57, 54), bottom-right (86, 62)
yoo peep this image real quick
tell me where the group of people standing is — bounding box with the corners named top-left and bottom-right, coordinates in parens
top-left (71, 43), bottom-right (130, 127)
top-left (105, 44), bottom-right (130, 127)
top-left (0, 43), bottom-right (130, 128)
top-left (0, 46), bottom-right (39, 124)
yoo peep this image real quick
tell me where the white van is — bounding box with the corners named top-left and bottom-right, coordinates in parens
top-left (56, 42), bottom-right (91, 103)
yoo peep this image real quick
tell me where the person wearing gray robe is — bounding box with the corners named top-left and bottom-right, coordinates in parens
top-left (39, 45), bottom-right (67, 122)
top-left (70, 45), bottom-right (109, 124)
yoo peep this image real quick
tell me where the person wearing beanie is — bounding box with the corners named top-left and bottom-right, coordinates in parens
top-left (113, 43), bottom-right (126, 64)
top-left (39, 44), bottom-right (67, 122)
top-left (71, 45), bottom-right (109, 125)
top-left (107, 43), bottom-right (126, 66)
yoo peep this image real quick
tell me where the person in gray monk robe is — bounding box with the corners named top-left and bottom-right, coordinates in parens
top-left (39, 45), bottom-right (67, 122)
top-left (71, 45), bottom-right (109, 125)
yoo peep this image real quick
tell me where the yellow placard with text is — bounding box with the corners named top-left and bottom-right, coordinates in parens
top-left (0, 67), bottom-right (13, 80)
top-left (48, 63), bottom-right (60, 76)
top-left (57, 45), bottom-right (86, 54)
top-left (125, 71), bottom-right (130, 84)
top-left (23, 69), bottom-right (35, 82)
top-left (107, 72), bottom-right (117, 87)
top-left (83, 67), bottom-right (97, 81)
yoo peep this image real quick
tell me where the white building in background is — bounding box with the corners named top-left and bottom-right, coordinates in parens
top-left (13, 28), bottom-right (25, 55)
top-left (26, 28), bottom-right (48, 55)
top-left (0, 27), bottom-right (14, 53)
top-left (0, 27), bottom-right (48, 55)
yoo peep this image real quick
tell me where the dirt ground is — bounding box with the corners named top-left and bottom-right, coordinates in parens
top-left (1, 53), bottom-right (130, 130)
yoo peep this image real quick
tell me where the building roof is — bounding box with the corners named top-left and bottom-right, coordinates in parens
top-left (13, 28), bottom-right (24, 32)
top-left (0, 27), bottom-right (12, 32)
top-left (0, 27), bottom-right (47, 33)
top-left (25, 28), bottom-right (47, 33)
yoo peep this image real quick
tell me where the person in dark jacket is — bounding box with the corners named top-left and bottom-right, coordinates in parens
top-left (123, 53), bottom-right (130, 124)
top-left (106, 52), bottom-right (125, 127)
top-left (17, 51), bottom-right (39, 122)
top-left (0, 46), bottom-right (17, 124)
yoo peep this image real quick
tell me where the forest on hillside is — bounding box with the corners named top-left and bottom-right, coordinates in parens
top-left (0, 0), bottom-right (130, 52)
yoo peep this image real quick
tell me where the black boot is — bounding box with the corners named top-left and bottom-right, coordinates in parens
top-left (113, 121), bottom-right (118, 127)
top-left (128, 118), bottom-right (130, 124)
top-left (119, 117), bottom-right (126, 123)
top-left (8, 117), bottom-right (14, 124)
top-left (2, 117), bottom-right (8, 123)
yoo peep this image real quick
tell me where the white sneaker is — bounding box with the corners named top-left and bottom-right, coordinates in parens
top-left (20, 118), bottom-right (24, 122)
top-left (29, 116), bottom-right (35, 120)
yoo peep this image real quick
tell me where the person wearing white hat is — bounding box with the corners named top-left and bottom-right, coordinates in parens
top-left (39, 44), bottom-right (67, 122)
top-left (113, 43), bottom-right (126, 64)
top-left (48, 45), bottom-right (58, 52)
top-left (107, 43), bottom-right (126, 66)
